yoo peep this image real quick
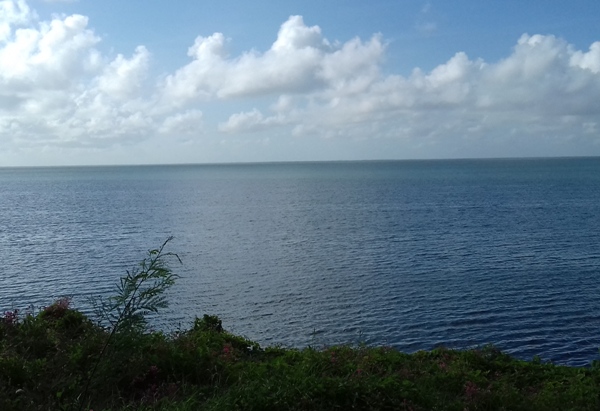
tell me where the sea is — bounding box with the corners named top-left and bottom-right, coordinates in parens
top-left (1, 158), bottom-right (600, 366)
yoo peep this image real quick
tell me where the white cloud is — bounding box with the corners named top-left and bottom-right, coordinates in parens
top-left (162, 15), bottom-right (383, 101)
top-left (570, 41), bottom-right (600, 74)
top-left (1, 0), bottom-right (600, 165)
top-left (163, 17), bottom-right (598, 146)
top-left (0, 5), bottom-right (158, 149)
top-left (97, 45), bottom-right (150, 100)
top-left (0, 0), bottom-right (33, 42)
top-left (219, 109), bottom-right (286, 133)
top-left (0, 1), bottom-right (187, 151)
top-left (0, 12), bottom-right (100, 88)
top-left (159, 110), bottom-right (203, 135)
top-left (253, 33), bottom-right (600, 148)
top-left (271, 15), bottom-right (329, 51)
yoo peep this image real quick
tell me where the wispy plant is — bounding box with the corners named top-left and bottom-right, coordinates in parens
top-left (79, 237), bottom-right (181, 411)
top-left (93, 236), bottom-right (181, 332)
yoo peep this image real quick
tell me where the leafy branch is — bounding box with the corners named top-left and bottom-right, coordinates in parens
top-left (78, 237), bottom-right (181, 411)
top-left (94, 236), bottom-right (181, 332)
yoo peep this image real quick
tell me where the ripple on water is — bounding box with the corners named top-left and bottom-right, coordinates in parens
top-left (2, 160), bottom-right (600, 365)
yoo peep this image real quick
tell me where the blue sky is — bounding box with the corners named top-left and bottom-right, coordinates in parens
top-left (1, 0), bottom-right (600, 166)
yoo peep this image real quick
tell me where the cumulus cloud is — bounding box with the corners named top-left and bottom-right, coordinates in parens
top-left (159, 15), bottom-right (600, 151)
top-left (219, 109), bottom-right (288, 133)
top-left (0, 8), bottom-right (154, 148)
top-left (0, 0), bottom-right (32, 42)
top-left (162, 15), bottom-right (383, 101)
top-left (96, 45), bottom-right (150, 100)
top-left (570, 41), bottom-right (600, 74)
top-left (159, 110), bottom-right (203, 135)
top-left (247, 33), bottom-right (600, 146)
top-left (0, 1), bottom-right (171, 149)
top-left (1, 0), bottom-right (600, 164)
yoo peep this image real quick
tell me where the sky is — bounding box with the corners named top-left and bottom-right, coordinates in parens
top-left (1, 0), bottom-right (600, 166)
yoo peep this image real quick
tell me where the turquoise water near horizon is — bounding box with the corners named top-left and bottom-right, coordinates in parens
top-left (1, 158), bottom-right (600, 366)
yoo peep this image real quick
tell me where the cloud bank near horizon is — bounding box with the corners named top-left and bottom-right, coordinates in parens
top-left (1, 0), bottom-right (600, 165)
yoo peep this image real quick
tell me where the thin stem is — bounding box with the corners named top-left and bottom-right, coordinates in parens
top-left (76, 237), bottom-right (178, 411)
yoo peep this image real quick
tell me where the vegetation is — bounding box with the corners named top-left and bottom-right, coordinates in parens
top-left (2, 241), bottom-right (600, 410)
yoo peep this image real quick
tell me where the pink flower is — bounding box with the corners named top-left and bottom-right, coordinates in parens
top-left (464, 381), bottom-right (479, 401)
top-left (2, 310), bottom-right (19, 326)
top-left (221, 343), bottom-right (234, 360)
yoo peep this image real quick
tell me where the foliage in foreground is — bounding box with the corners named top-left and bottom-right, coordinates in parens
top-left (2, 242), bottom-right (600, 410)
top-left (3, 308), bottom-right (600, 411)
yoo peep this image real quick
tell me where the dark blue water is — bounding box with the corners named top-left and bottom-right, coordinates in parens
top-left (1, 158), bottom-right (600, 366)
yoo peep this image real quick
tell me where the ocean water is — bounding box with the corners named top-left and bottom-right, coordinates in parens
top-left (1, 158), bottom-right (600, 366)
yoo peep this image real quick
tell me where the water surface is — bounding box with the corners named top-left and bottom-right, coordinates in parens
top-left (1, 158), bottom-right (600, 366)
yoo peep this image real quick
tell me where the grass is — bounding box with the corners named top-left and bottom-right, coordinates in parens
top-left (2, 242), bottom-right (600, 410)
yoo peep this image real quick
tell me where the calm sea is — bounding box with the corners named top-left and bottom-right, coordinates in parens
top-left (1, 158), bottom-right (600, 366)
